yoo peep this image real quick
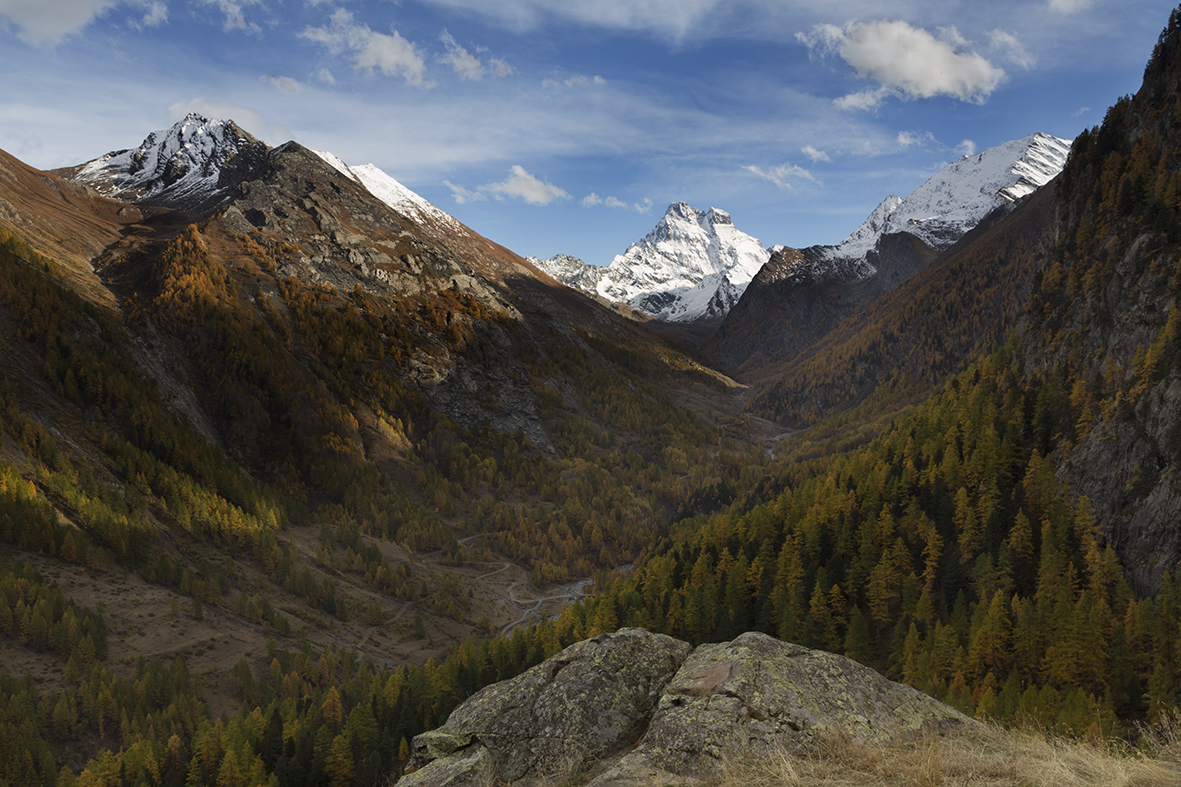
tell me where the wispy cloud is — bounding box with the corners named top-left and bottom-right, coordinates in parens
top-left (446, 165), bottom-right (570, 205)
top-left (801, 145), bottom-right (830, 163)
top-left (203, 0), bottom-right (261, 34)
top-left (955, 139), bottom-right (977, 156)
top-left (131, 1), bottom-right (167, 29)
top-left (543, 74), bottom-right (606, 89)
top-left (302, 9), bottom-right (427, 86)
top-left (896, 130), bottom-right (936, 149)
top-left (1049, 0), bottom-right (1096, 13)
top-left (989, 29), bottom-right (1035, 70)
top-left (743, 162), bottom-right (820, 189)
top-left (1073, 106), bottom-right (1090, 117)
top-left (439, 30), bottom-right (484, 79)
top-left (412, 0), bottom-right (723, 41)
top-left (583, 193), bottom-right (653, 213)
top-left (261, 75), bottom-right (304, 94)
top-left (799, 20), bottom-right (1005, 110)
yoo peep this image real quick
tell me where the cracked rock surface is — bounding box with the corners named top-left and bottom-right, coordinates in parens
top-left (396, 629), bottom-right (970, 787)
top-left (399, 628), bottom-right (690, 787)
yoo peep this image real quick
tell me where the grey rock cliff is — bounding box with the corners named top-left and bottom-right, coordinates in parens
top-left (396, 629), bottom-right (971, 787)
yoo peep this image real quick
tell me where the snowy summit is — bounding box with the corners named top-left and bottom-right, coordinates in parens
top-left (533, 202), bottom-right (770, 323)
top-left (71, 113), bottom-right (268, 215)
top-left (827, 132), bottom-right (1072, 262)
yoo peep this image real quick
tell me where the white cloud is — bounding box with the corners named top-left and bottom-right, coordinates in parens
top-left (490, 58), bottom-right (513, 78)
top-left (955, 139), bottom-right (977, 157)
top-left (989, 29), bottom-right (1035, 70)
top-left (0, 0), bottom-right (119, 44)
top-left (896, 130), bottom-right (936, 149)
top-left (833, 89), bottom-right (888, 111)
top-left (799, 20), bottom-right (1006, 109)
top-left (203, 0), bottom-right (260, 34)
top-left (167, 98), bottom-right (265, 137)
top-left (447, 166), bottom-right (570, 206)
top-left (262, 75), bottom-right (304, 94)
top-left (1049, 0), bottom-right (1096, 13)
top-left (132, 1), bottom-right (166, 29)
top-left (439, 30), bottom-right (484, 79)
top-left (1072, 106), bottom-right (1090, 117)
top-left (543, 74), bottom-right (606, 88)
top-left (743, 162), bottom-right (820, 189)
top-left (314, 67), bottom-right (336, 85)
top-left (443, 179), bottom-right (484, 205)
top-left (490, 165), bottom-right (570, 204)
top-left (302, 9), bottom-right (427, 86)
top-left (801, 145), bottom-right (830, 163)
top-left (583, 193), bottom-right (653, 212)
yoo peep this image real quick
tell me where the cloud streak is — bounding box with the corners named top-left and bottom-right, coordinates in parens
top-left (414, 0), bottom-right (724, 40)
top-left (583, 193), bottom-right (653, 212)
top-left (743, 162), bottom-right (820, 189)
top-left (543, 74), bottom-right (606, 89)
top-left (799, 20), bottom-right (1006, 110)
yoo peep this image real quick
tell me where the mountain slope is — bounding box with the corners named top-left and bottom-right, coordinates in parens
top-left (0, 113), bottom-right (759, 746)
top-left (1012, 12), bottom-right (1181, 595)
top-left (533, 202), bottom-right (770, 323)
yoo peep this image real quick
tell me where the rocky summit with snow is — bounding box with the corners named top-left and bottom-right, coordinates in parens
top-left (532, 202), bottom-right (770, 323)
top-left (66, 113), bottom-right (270, 216)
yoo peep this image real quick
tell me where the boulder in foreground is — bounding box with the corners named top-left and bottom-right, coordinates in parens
top-left (397, 628), bottom-right (971, 787)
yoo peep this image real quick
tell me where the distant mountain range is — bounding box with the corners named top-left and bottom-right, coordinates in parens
top-left (534, 132), bottom-right (1071, 325)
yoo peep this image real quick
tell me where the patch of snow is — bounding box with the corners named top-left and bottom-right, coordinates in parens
top-left (311, 150), bottom-right (466, 236)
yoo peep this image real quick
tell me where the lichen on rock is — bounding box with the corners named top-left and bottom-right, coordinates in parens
top-left (589, 631), bottom-right (970, 785)
top-left (395, 629), bottom-right (971, 787)
top-left (399, 628), bottom-right (691, 787)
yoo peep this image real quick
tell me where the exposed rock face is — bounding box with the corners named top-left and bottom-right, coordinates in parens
top-left (396, 629), bottom-right (971, 787)
top-left (399, 628), bottom-right (692, 787)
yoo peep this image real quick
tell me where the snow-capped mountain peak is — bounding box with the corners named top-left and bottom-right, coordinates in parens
top-left (536, 202), bottom-right (770, 323)
top-left (72, 113), bottom-right (269, 214)
top-left (828, 132), bottom-right (1071, 261)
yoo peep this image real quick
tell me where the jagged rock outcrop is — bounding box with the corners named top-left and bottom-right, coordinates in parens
top-left (396, 629), bottom-right (971, 787)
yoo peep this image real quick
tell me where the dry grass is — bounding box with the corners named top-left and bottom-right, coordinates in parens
top-left (714, 719), bottom-right (1181, 787)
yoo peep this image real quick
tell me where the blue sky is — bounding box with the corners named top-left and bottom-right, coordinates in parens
top-left (0, 1), bottom-right (1172, 265)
